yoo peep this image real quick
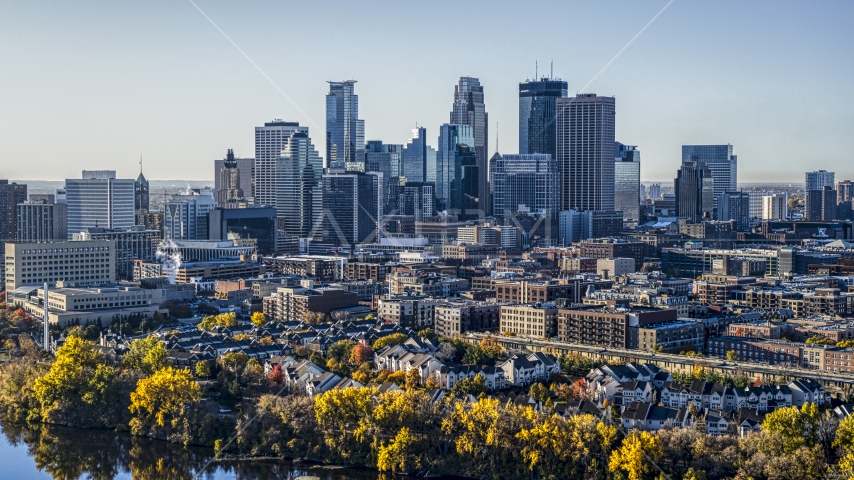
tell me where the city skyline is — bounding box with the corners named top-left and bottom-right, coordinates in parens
top-left (2, 1), bottom-right (853, 182)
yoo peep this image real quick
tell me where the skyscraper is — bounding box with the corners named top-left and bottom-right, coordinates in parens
top-left (681, 144), bottom-right (737, 204)
top-left (276, 130), bottom-right (324, 237)
top-left (675, 161), bottom-right (715, 223)
top-left (806, 170), bottom-right (835, 191)
top-left (326, 80), bottom-right (365, 168)
top-left (805, 186), bottom-right (837, 222)
top-left (365, 141), bottom-right (403, 213)
top-left (614, 142), bottom-right (641, 225)
top-left (66, 171), bottom-right (134, 238)
top-left (320, 167), bottom-right (382, 248)
top-left (402, 127), bottom-right (437, 184)
top-left (837, 180), bottom-right (854, 221)
top-left (556, 94), bottom-right (616, 212)
top-left (215, 149), bottom-right (254, 205)
top-left (437, 124), bottom-right (477, 216)
top-left (649, 184), bottom-right (661, 200)
top-left (450, 77), bottom-right (489, 216)
top-left (17, 200), bottom-right (67, 243)
top-left (397, 182), bottom-right (435, 222)
top-left (762, 193), bottom-right (788, 220)
top-left (163, 192), bottom-right (216, 240)
top-left (134, 170), bottom-right (149, 213)
top-left (519, 77), bottom-right (567, 158)
top-left (255, 120), bottom-right (309, 211)
top-left (0, 180), bottom-right (27, 247)
top-left (717, 191), bottom-right (751, 231)
top-left (489, 153), bottom-right (559, 219)
top-left (215, 149), bottom-right (249, 207)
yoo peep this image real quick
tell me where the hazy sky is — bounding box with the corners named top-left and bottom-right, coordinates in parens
top-left (1, 1), bottom-right (852, 183)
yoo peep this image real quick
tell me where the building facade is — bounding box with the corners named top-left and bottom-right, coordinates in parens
top-left (489, 153), bottom-right (559, 222)
top-left (163, 193), bottom-right (216, 241)
top-left (254, 120), bottom-right (309, 211)
top-left (682, 145), bottom-right (737, 204)
top-left (519, 77), bottom-right (567, 158)
top-left (326, 80), bottom-right (365, 167)
top-left (66, 171), bottom-right (135, 239)
top-left (450, 77), bottom-right (489, 216)
top-left (675, 161), bottom-right (715, 223)
top-left (276, 130), bottom-right (324, 237)
top-left (614, 142), bottom-right (641, 226)
top-left (16, 201), bottom-right (67, 243)
top-left (5, 240), bottom-right (115, 291)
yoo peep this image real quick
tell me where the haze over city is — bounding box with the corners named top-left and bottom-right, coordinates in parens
top-left (2, 0), bottom-right (853, 182)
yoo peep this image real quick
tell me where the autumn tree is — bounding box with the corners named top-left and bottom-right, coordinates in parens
top-left (218, 352), bottom-right (249, 373)
top-left (417, 328), bottom-right (437, 340)
top-left (425, 371), bottom-right (441, 389)
top-left (194, 360), bottom-right (211, 378)
top-left (250, 311), bottom-right (266, 328)
top-left (529, 382), bottom-right (548, 403)
top-left (608, 430), bottom-right (664, 480)
top-left (725, 350), bottom-right (739, 361)
top-left (405, 368), bottom-right (421, 390)
top-left (387, 370), bottom-right (407, 386)
top-left (372, 333), bottom-right (408, 351)
top-left (197, 312), bottom-right (238, 331)
top-left (350, 343), bottom-right (373, 365)
top-left (328, 340), bottom-right (357, 364)
top-left (451, 374), bottom-right (487, 396)
top-left (122, 336), bottom-right (167, 375)
top-left (267, 364), bottom-right (284, 384)
top-left (129, 366), bottom-right (201, 430)
top-left (32, 336), bottom-right (114, 417)
top-left (232, 333), bottom-right (252, 341)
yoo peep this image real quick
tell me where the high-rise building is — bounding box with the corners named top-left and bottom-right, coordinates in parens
top-left (163, 192), bottom-right (216, 240)
top-left (208, 206), bottom-right (277, 255)
top-left (747, 191), bottom-right (765, 220)
top-left (762, 193), bottom-right (788, 220)
top-left (806, 186), bottom-right (837, 222)
top-left (134, 169), bottom-right (149, 213)
top-left (16, 201), bottom-right (67, 243)
top-left (675, 161), bottom-right (715, 223)
top-left (437, 124), bottom-right (479, 218)
top-left (717, 191), bottom-right (751, 231)
top-left (66, 171), bottom-right (135, 239)
top-left (806, 170), bottom-right (835, 191)
top-left (489, 153), bottom-right (559, 221)
top-left (450, 77), bottom-right (489, 216)
top-left (326, 80), bottom-right (365, 168)
top-left (556, 94), bottom-right (616, 212)
top-left (681, 145), bottom-right (737, 204)
top-left (614, 142), bottom-right (641, 225)
top-left (396, 182), bottom-right (435, 222)
top-left (74, 226), bottom-right (161, 281)
top-left (837, 180), bottom-right (854, 221)
top-left (0, 180), bottom-right (27, 247)
top-left (4, 240), bottom-right (115, 291)
top-left (255, 120), bottom-right (309, 210)
top-left (519, 77), bottom-right (567, 158)
top-left (402, 127), bottom-right (436, 184)
top-left (649, 184), bottom-right (661, 200)
top-left (276, 130), bottom-right (324, 237)
top-left (320, 167), bottom-right (382, 248)
top-left (365, 141), bottom-right (403, 213)
top-left (215, 149), bottom-right (254, 206)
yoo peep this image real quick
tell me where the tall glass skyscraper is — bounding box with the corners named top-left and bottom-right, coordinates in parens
top-left (555, 94), bottom-right (616, 212)
top-left (489, 153), bottom-right (559, 219)
top-left (402, 127), bottom-right (437, 183)
top-left (321, 168), bottom-right (382, 247)
top-left (614, 142), bottom-right (641, 226)
top-left (675, 161), bottom-right (715, 223)
top-left (437, 124), bottom-right (474, 211)
top-left (276, 131), bottom-right (323, 237)
top-left (66, 171), bottom-right (135, 239)
top-left (681, 144), bottom-right (737, 204)
top-left (255, 120), bottom-right (308, 211)
top-left (450, 77), bottom-right (489, 215)
top-left (519, 78), bottom-right (567, 158)
top-left (326, 80), bottom-right (365, 168)
top-left (365, 141), bottom-right (403, 213)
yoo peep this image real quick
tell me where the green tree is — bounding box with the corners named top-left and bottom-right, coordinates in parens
top-left (122, 336), bottom-right (167, 375)
top-left (327, 340), bottom-right (356, 364)
top-left (372, 333), bottom-right (409, 351)
top-left (194, 360), bottom-right (211, 378)
top-left (417, 328), bottom-right (437, 340)
top-left (725, 350), bottom-right (739, 361)
top-left (451, 374), bottom-right (487, 396)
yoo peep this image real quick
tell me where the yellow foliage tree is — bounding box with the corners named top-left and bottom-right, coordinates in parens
top-left (122, 336), bottom-right (167, 375)
top-left (608, 430), bottom-right (663, 480)
top-left (405, 368), bottom-right (421, 390)
top-left (232, 333), bottom-right (252, 342)
top-left (376, 427), bottom-right (421, 473)
top-left (198, 312), bottom-right (238, 331)
top-left (32, 336), bottom-right (114, 413)
top-left (250, 312), bottom-right (266, 328)
top-left (129, 366), bottom-right (200, 428)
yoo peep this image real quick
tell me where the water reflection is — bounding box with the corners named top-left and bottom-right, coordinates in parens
top-left (0, 422), bottom-right (403, 480)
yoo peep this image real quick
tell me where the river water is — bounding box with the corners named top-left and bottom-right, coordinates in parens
top-left (0, 421), bottom-right (416, 480)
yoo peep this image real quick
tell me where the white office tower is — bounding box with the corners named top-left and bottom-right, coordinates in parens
top-left (762, 193), bottom-right (789, 220)
top-left (805, 170), bottom-right (835, 191)
top-left (254, 120), bottom-right (309, 210)
top-left (66, 170), bottom-right (135, 239)
top-left (163, 192), bottom-right (217, 240)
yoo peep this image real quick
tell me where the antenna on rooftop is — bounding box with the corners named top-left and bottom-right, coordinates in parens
top-left (535, 60), bottom-right (538, 79)
top-left (550, 60), bottom-right (553, 79)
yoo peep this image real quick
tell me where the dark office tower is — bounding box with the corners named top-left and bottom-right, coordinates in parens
top-left (321, 167), bottom-right (382, 248)
top-left (0, 180), bottom-right (28, 246)
top-left (134, 169), bottom-right (149, 213)
top-left (255, 120), bottom-right (309, 210)
top-left (675, 161), bottom-right (715, 223)
top-left (681, 145), bottom-right (737, 204)
top-left (215, 149), bottom-right (247, 207)
top-left (437, 124), bottom-right (476, 215)
top-left (208, 206), bottom-right (277, 255)
top-left (397, 182), bottom-right (435, 222)
top-left (326, 80), bottom-right (365, 168)
top-left (489, 153), bottom-right (559, 219)
top-left (806, 186), bottom-right (837, 221)
top-left (17, 200), bottom-right (67, 242)
top-left (215, 150), bottom-right (254, 205)
top-left (718, 191), bottom-right (751, 231)
top-left (450, 77), bottom-right (489, 216)
top-left (276, 131), bottom-right (324, 237)
top-left (614, 142), bottom-right (641, 226)
top-left (556, 94), bottom-right (616, 212)
top-left (365, 141), bottom-right (403, 213)
top-left (402, 127), bottom-right (437, 183)
top-left (837, 180), bottom-right (854, 221)
top-left (519, 77), bottom-right (567, 158)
